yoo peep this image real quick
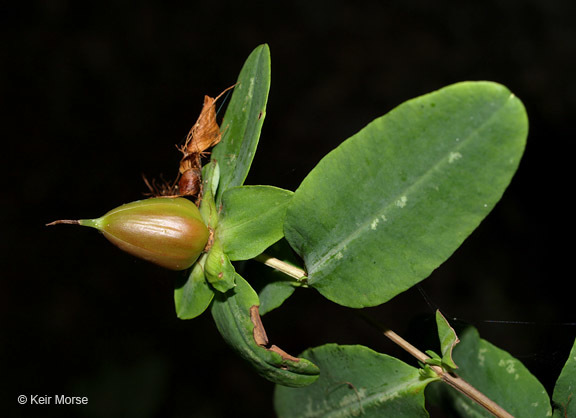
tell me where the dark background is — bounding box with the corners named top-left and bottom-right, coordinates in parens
top-left (2, 1), bottom-right (574, 417)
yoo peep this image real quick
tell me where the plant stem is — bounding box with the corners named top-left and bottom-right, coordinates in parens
top-left (46, 219), bottom-right (80, 226)
top-left (361, 314), bottom-right (513, 418)
top-left (436, 369), bottom-right (514, 418)
top-left (256, 256), bottom-right (513, 417)
top-left (254, 254), bottom-right (308, 283)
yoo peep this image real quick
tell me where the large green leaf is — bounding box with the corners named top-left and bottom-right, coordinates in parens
top-left (274, 344), bottom-right (437, 417)
top-left (211, 274), bottom-right (319, 387)
top-left (444, 327), bottom-right (551, 417)
top-left (552, 337), bottom-right (576, 417)
top-left (218, 185), bottom-right (293, 261)
top-left (211, 44), bottom-right (271, 203)
top-left (284, 82), bottom-right (527, 308)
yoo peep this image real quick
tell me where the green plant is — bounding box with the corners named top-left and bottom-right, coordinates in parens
top-left (50, 44), bottom-right (576, 417)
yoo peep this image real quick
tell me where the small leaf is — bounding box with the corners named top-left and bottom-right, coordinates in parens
top-left (424, 350), bottom-right (443, 367)
top-left (442, 327), bottom-right (551, 417)
top-left (211, 274), bottom-right (319, 387)
top-left (425, 350), bottom-right (442, 361)
top-left (285, 81), bottom-right (528, 308)
top-left (211, 44), bottom-right (271, 203)
top-left (204, 160), bottom-right (220, 196)
top-left (205, 238), bottom-right (236, 292)
top-left (199, 161), bottom-right (220, 228)
top-left (249, 239), bottom-right (304, 315)
top-left (274, 344), bottom-right (438, 417)
top-left (218, 185), bottom-right (293, 261)
top-left (420, 364), bottom-right (438, 380)
top-left (436, 310), bottom-right (459, 370)
top-left (552, 337), bottom-right (576, 417)
top-left (174, 254), bottom-right (214, 319)
top-left (257, 280), bottom-right (296, 316)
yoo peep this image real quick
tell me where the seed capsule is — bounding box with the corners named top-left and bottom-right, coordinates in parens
top-left (48, 197), bottom-right (210, 270)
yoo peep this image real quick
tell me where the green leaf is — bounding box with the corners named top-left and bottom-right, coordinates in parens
top-left (436, 310), bottom-right (459, 370)
top-left (218, 185), bottom-right (293, 261)
top-left (211, 274), bottom-right (319, 387)
top-left (445, 327), bottom-right (551, 417)
top-left (257, 280), bottom-right (296, 316)
top-left (203, 159), bottom-right (220, 199)
top-left (552, 337), bottom-right (576, 417)
top-left (274, 344), bottom-right (438, 417)
top-left (199, 161), bottom-right (220, 228)
top-left (249, 239), bottom-right (304, 315)
top-left (174, 254), bottom-right (214, 319)
top-left (285, 81), bottom-right (527, 308)
top-left (424, 350), bottom-right (443, 367)
top-left (204, 238), bottom-right (236, 292)
top-left (211, 44), bottom-right (271, 203)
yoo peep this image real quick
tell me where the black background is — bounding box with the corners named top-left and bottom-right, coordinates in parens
top-left (2, 1), bottom-right (575, 417)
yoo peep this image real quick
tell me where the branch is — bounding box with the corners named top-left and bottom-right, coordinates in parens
top-left (254, 254), bottom-right (308, 283)
top-left (255, 255), bottom-right (513, 417)
top-left (361, 314), bottom-right (514, 418)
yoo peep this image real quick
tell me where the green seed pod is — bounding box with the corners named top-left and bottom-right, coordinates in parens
top-left (48, 198), bottom-right (210, 270)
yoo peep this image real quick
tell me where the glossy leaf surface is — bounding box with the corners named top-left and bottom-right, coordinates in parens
top-left (285, 82), bottom-right (528, 307)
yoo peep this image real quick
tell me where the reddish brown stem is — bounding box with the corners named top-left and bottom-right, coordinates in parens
top-left (45, 220), bottom-right (80, 226)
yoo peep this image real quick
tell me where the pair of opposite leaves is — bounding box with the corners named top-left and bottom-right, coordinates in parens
top-left (175, 85), bottom-right (320, 387)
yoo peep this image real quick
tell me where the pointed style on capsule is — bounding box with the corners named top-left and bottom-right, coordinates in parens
top-left (47, 197), bottom-right (210, 270)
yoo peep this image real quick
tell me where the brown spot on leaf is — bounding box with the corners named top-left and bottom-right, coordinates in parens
top-left (250, 305), bottom-right (269, 347)
top-left (268, 345), bottom-right (299, 362)
top-left (249, 305), bottom-right (300, 363)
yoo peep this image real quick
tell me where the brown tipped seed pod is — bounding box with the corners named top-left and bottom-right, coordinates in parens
top-left (48, 197), bottom-right (210, 270)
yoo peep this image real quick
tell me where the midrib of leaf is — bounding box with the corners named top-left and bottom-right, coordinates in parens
top-left (302, 378), bottom-right (428, 418)
top-left (234, 75), bottom-right (258, 168)
top-left (215, 45), bottom-right (269, 202)
top-left (306, 95), bottom-right (514, 278)
top-left (220, 206), bottom-right (284, 234)
top-left (221, 198), bottom-right (288, 232)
